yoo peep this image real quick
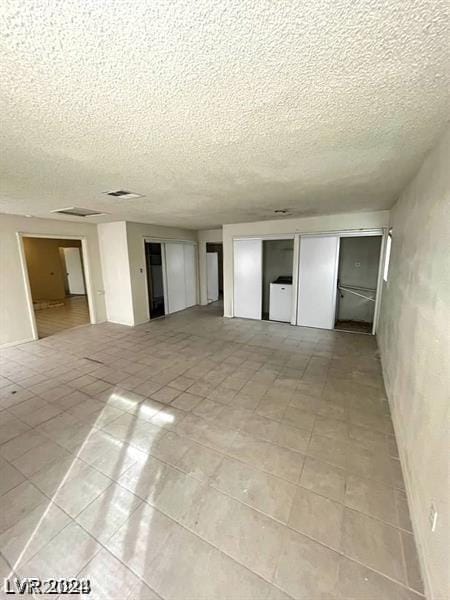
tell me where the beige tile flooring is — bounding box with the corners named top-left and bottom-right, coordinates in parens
top-left (0, 303), bottom-right (424, 599)
top-left (34, 295), bottom-right (90, 338)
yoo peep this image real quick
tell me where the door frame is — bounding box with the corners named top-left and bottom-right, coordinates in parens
top-left (17, 232), bottom-right (96, 341)
top-left (142, 237), bottom-right (198, 322)
top-left (232, 234), bottom-right (295, 321)
top-left (296, 228), bottom-right (385, 334)
top-left (143, 239), bottom-right (169, 321)
top-left (144, 241), bottom-right (167, 320)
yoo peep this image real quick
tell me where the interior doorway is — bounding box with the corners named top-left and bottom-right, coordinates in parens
top-left (262, 239), bottom-right (294, 321)
top-left (22, 236), bottom-right (90, 338)
top-left (206, 242), bottom-right (223, 303)
top-left (335, 235), bottom-right (382, 333)
top-left (145, 242), bottom-right (166, 319)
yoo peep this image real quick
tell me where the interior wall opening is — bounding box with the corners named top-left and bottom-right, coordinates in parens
top-left (206, 242), bottom-right (223, 303)
top-left (335, 235), bottom-right (382, 333)
top-left (22, 236), bottom-right (90, 338)
top-left (145, 242), bottom-right (166, 319)
top-left (262, 239), bottom-right (294, 322)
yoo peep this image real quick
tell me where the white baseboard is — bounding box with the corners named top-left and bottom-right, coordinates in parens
top-left (0, 336), bottom-right (37, 348)
top-left (106, 319), bottom-right (134, 327)
top-left (379, 351), bottom-right (432, 599)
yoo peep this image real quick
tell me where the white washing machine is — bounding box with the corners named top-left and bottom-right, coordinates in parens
top-left (269, 277), bottom-right (292, 322)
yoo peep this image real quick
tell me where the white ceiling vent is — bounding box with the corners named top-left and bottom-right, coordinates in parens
top-left (103, 189), bottom-right (144, 199)
top-left (51, 207), bottom-right (106, 217)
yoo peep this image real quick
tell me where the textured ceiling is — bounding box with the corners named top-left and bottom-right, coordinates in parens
top-left (0, 0), bottom-right (449, 229)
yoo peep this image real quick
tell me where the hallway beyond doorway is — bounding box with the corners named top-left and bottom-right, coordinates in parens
top-left (35, 295), bottom-right (90, 338)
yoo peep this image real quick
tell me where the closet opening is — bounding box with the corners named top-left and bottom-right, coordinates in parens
top-left (21, 236), bottom-right (92, 339)
top-left (206, 242), bottom-right (223, 303)
top-left (262, 239), bottom-right (294, 322)
top-left (335, 235), bottom-right (383, 334)
top-left (145, 242), bottom-right (165, 319)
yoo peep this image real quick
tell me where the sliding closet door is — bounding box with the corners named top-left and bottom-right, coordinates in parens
top-left (184, 243), bottom-right (197, 308)
top-left (165, 242), bottom-right (186, 313)
top-left (233, 239), bottom-right (262, 319)
top-left (297, 235), bottom-right (339, 329)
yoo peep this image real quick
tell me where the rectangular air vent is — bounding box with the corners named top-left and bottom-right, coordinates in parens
top-left (103, 189), bottom-right (144, 199)
top-left (51, 207), bottom-right (105, 217)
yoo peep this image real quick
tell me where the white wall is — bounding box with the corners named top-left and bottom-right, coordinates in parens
top-left (197, 229), bottom-right (223, 244)
top-left (377, 128), bottom-right (449, 600)
top-left (97, 222), bottom-right (134, 326)
top-left (197, 229), bottom-right (223, 305)
top-left (126, 222), bottom-right (197, 324)
top-left (223, 211), bottom-right (389, 317)
top-left (0, 214), bottom-right (106, 346)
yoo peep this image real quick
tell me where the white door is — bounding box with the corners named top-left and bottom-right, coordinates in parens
top-left (62, 247), bottom-right (86, 294)
top-left (165, 243), bottom-right (186, 313)
top-left (184, 243), bottom-right (197, 308)
top-left (233, 239), bottom-right (262, 320)
top-left (207, 252), bottom-right (219, 302)
top-left (297, 235), bottom-right (339, 329)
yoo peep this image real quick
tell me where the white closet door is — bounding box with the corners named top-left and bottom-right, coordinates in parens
top-left (233, 239), bottom-right (262, 319)
top-left (297, 235), bottom-right (339, 329)
top-left (165, 243), bottom-right (186, 313)
top-left (207, 252), bottom-right (219, 302)
top-left (184, 244), bottom-right (197, 308)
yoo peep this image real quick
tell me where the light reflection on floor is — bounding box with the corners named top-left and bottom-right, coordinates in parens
top-left (0, 303), bottom-right (424, 599)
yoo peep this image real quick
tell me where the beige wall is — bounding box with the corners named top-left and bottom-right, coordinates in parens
top-left (222, 210), bottom-right (390, 317)
top-left (23, 237), bottom-right (82, 301)
top-left (377, 127), bottom-right (450, 600)
top-left (0, 214), bottom-right (106, 346)
top-left (197, 229), bottom-right (223, 244)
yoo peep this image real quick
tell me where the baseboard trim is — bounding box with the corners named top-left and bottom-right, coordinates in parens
top-left (379, 349), bottom-right (432, 600)
top-left (0, 336), bottom-right (37, 348)
top-left (106, 319), bottom-right (134, 327)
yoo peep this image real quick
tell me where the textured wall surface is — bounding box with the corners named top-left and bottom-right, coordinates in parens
top-left (0, 1), bottom-right (449, 228)
top-left (377, 127), bottom-right (450, 600)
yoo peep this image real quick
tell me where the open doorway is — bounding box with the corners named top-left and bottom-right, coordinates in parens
top-left (206, 242), bottom-right (223, 303)
top-left (22, 237), bottom-right (90, 338)
top-left (335, 235), bottom-right (382, 333)
top-left (145, 242), bottom-right (166, 319)
top-left (262, 239), bottom-right (294, 322)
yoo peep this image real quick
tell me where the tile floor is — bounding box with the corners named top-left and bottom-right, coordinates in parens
top-left (34, 295), bottom-right (90, 338)
top-left (0, 303), bottom-right (424, 599)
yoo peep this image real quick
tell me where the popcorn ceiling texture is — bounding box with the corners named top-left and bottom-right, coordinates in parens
top-left (0, 0), bottom-right (449, 228)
